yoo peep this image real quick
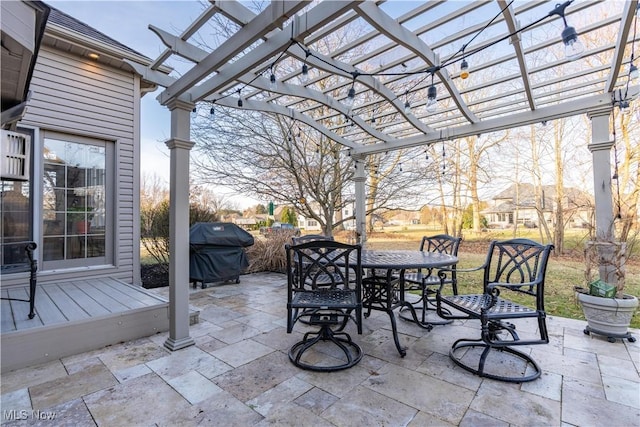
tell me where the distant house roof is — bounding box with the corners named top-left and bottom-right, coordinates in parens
top-left (485, 183), bottom-right (592, 214)
top-left (47, 6), bottom-right (146, 58)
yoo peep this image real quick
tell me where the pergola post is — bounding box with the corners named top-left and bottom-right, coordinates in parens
top-left (587, 110), bottom-right (615, 240)
top-left (587, 109), bottom-right (619, 285)
top-left (353, 155), bottom-right (367, 245)
top-left (164, 99), bottom-right (195, 352)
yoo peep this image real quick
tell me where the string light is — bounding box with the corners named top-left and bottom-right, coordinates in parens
top-left (550, 1), bottom-right (585, 61)
top-left (460, 58), bottom-right (469, 80)
top-left (269, 67), bottom-right (277, 91)
top-left (301, 49), bottom-right (310, 83)
top-left (630, 62), bottom-right (639, 83)
top-left (237, 89), bottom-right (243, 107)
top-left (404, 91), bottom-right (411, 114)
top-left (426, 74), bottom-right (438, 113)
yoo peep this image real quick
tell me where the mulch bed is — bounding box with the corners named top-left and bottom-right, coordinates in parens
top-left (141, 263), bottom-right (169, 289)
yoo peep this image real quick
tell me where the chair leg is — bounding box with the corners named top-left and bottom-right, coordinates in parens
top-left (448, 337), bottom-right (542, 383)
top-left (288, 323), bottom-right (363, 372)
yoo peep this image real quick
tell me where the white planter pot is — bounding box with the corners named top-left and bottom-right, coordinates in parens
top-left (576, 291), bottom-right (638, 342)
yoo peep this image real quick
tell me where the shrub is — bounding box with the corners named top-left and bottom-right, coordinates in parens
top-left (245, 231), bottom-right (297, 273)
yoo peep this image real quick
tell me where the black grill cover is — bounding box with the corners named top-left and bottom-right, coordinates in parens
top-left (189, 222), bottom-right (254, 284)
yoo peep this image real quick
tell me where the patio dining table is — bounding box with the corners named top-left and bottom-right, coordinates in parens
top-left (349, 250), bottom-right (458, 357)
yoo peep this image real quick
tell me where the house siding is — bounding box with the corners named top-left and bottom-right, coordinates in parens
top-left (12, 45), bottom-right (140, 286)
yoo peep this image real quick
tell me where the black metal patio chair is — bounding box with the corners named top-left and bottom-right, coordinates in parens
top-left (399, 234), bottom-right (462, 326)
top-left (286, 240), bottom-right (363, 371)
top-left (436, 238), bottom-right (554, 383)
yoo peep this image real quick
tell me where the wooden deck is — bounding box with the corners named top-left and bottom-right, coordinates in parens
top-left (1, 278), bottom-right (197, 372)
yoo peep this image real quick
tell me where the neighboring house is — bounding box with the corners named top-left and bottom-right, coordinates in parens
top-left (1, 2), bottom-right (170, 370)
top-left (298, 202), bottom-right (356, 232)
top-left (386, 210), bottom-right (421, 226)
top-left (482, 183), bottom-right (593, 229)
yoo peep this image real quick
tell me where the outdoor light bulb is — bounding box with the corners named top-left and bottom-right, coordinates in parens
top-left (344, 87), bottom-right (356, 108)
top-left (561, 26), bottom-right (584, 61)
top-left (620, 100), bottom-right (631, 115)
top-left (426, 85), bottom-right (438, 113)
top-left (269, 73), bottom-right (277, 91)
top-left (191, 107), bottom-right (197, 118)
top-left (237, 98), bottom-right (243, 108)
top-left (209, 106), bottom-right (215, 116)
top-left (460, 59), bottom-right (469, 80)
top-left (629, 63), bottom-right (639, 83)
top-left (404, 100), bottom-right (411, 114)
top-left (301, 64), bottom-right (309, 83)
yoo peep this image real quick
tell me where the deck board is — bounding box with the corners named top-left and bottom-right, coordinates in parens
top-left (42, 285), bottom-right (91, 321)
top-left (96, 277), bottom-right (162, 306)
top-left (79, 281), bottom-right (132, 313)
top-left (7, 288), bottom-right (40, 331)
top-left (1, 295), bottom-right (15, 333)
top-left (31, 286), bottom-right (68, 327)
top-left (58, 281), bottom-right (111, 317)
top-left (85, 279), bottom-right (147, 310)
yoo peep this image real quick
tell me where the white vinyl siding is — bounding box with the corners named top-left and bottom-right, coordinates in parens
top-left (19, 46), bottom-right (140, 285)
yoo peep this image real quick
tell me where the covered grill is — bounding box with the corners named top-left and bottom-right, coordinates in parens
top-left (189, 222), bottom-right (254, 289)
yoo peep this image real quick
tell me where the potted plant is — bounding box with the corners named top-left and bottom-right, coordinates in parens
top-left (575, 238), bottom-right (638, 343)
top-left (67, 206), bottom-right (94, 234)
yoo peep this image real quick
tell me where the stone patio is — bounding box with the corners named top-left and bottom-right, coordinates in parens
top-left (1, 272), bottom-right (639, 426)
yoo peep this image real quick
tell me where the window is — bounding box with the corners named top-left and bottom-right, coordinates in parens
top-left (42, 135), bottom-right (112, 268)
top-left (1, 128), bottom-right (34, 268)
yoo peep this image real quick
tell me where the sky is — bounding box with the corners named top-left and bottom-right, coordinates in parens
top-left (47, 0), bottom-right (259, 209)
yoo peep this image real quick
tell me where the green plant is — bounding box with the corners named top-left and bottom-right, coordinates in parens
top-left (67, 206), bottom-right (94, 222)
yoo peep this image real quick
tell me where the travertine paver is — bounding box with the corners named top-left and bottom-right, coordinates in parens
top-left (211, 339), bottom-right (275, 367)
top-left (83, 372), bottom-right (191, 426)
top-left (29, 363), bottom-right (117, 410)
top-left (167, 370), bottom-right (226, 404)
top-left (321, 385), bottom-right (417, 427)
top-left (365, 363), bottom-right (476, 425)
top-left (1, 272), bottom-right (639, 427)
top-left (0, 360), bottom-right (67, 394)
top-left (246, 376), bottom-right (314, 417)
top-left (469, 379), bottom-right (561, 426)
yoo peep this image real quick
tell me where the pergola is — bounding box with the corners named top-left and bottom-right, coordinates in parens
top-left (126, 0), bottom-right (639, 351)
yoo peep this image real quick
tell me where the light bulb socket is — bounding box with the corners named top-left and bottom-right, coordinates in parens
top-left (237, 98), bottom-right (243, 107)
top-left (344, 87), bottom-right (356, 108)
top-left (210, 107), bottom-right (215, 115)
top-left (460, 59), bottom-right (469, 80)
top-left (427, 85), bottom-right (437, 101)
top-left (620, 100), bottom-right (631, 114)
top-left (561, 25), bottom-right (578, 45)
top-left (630, 63), bottom-right (639, 81)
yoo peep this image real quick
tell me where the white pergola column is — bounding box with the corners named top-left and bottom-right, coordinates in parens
top-left (587, 110), bottom-right (615, 240)
top-left (164, 99), bottom-right (195, 351)
top-left (353, 155), bottom-right (367, 245)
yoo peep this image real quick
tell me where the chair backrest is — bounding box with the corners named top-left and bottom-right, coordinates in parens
top-left (286, 241), bottom-right (361, 292)
top-left (291, 234), bottom-right (333, 245)
top-left (483, 238), bottom-right (554, 306)
top-left (419, 234), bottom-right (462, 255)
